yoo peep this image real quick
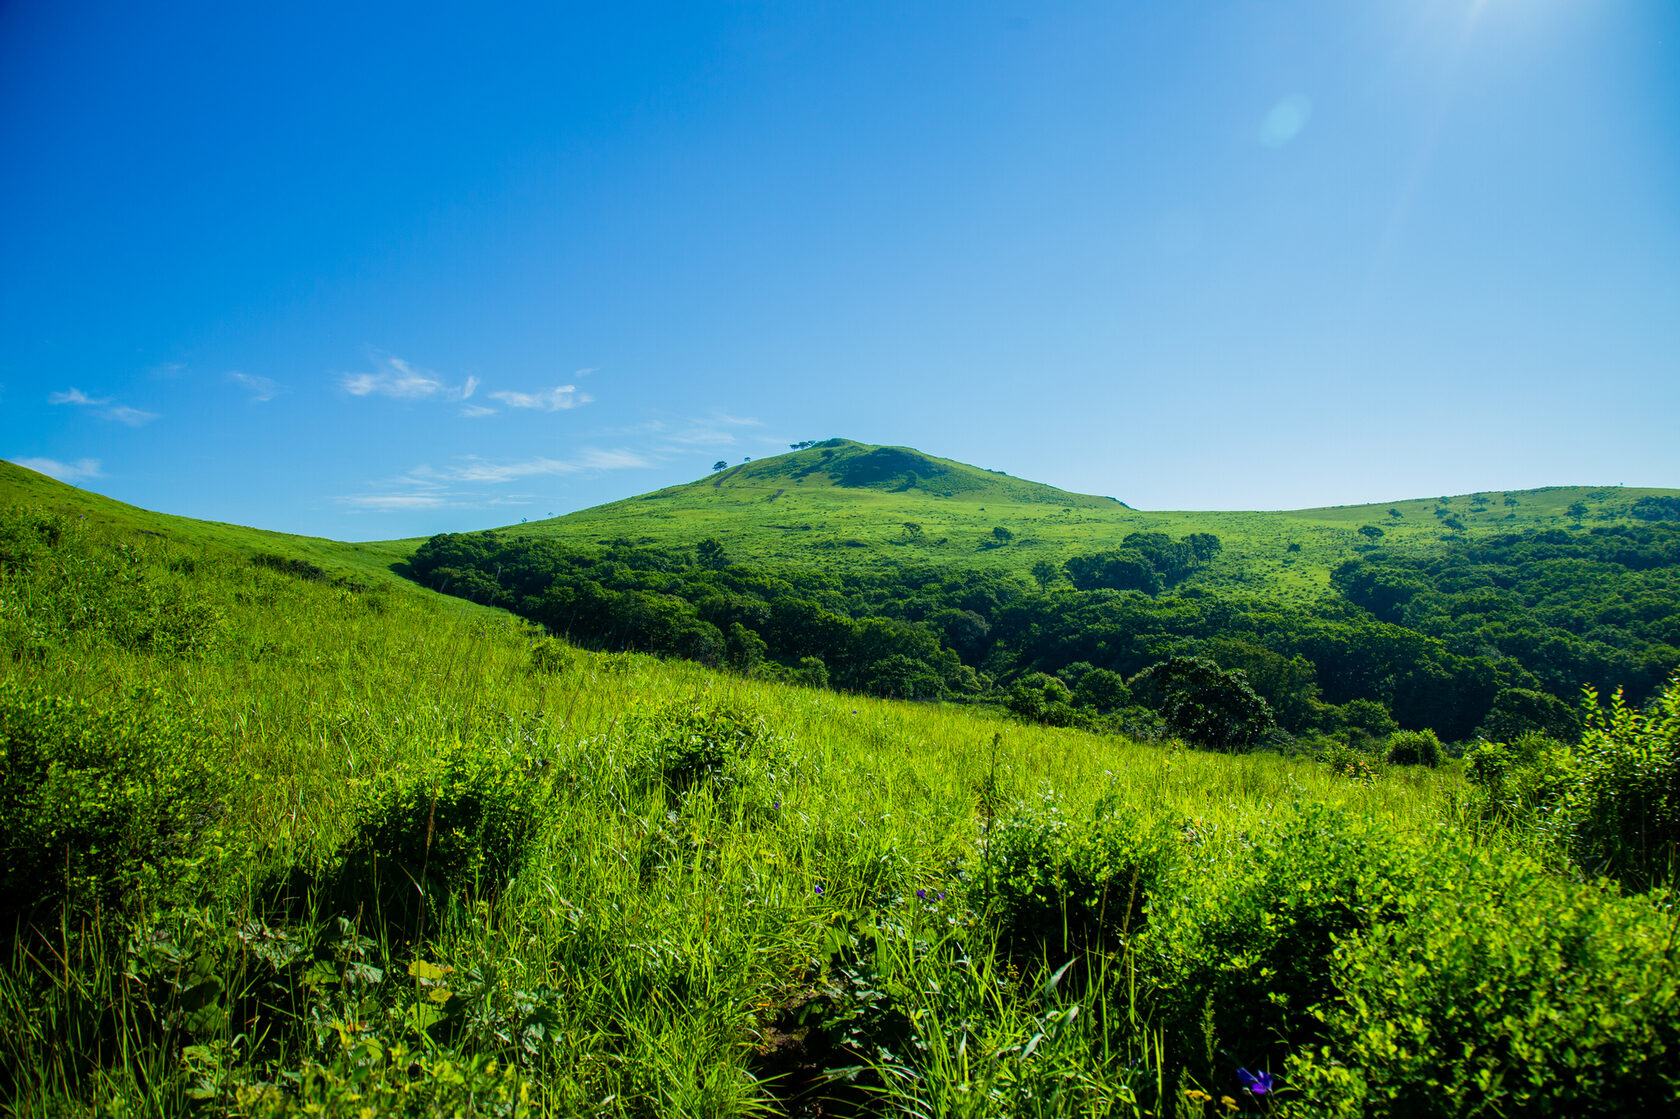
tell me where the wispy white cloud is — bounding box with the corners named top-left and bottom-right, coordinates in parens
top-left (11, 456), bottom-right (103, 482)
top-left (661, 427), bottom-right (739, 447)
top-left (340, 353), bottom-right (479, 402)
top-left (106, 405), bottom-right (159, 427)
top-left (48, 388), bottom-right (112, 406)
top-left (650, 411), bottom-right (764, 454)
top-left (489, 384), bottom-right (593, 412)
top-left (340, 448), bottom-right (652, 512)
top-left (334, 492), bottom-right (451, 512)
top-left (228, 371), bottom-right (285, 403)
top-left (49, 387), bottom-right (158, 425)
top-left (444, 457), bottom-right (578, 484)
top-left (459, 404), bottom-right (497, 418)
top-left (576, 448), bottom-right (651, 470)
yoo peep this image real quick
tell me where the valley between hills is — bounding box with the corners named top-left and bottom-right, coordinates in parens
top-left (3, 445), bottom-right (1679, 1116)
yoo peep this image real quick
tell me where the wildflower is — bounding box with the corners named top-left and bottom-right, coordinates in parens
top-left (773, 799), bottom-right (781, 810)
top-left (813, 884), bottom-right (824, 895)
top-left (917, 889), bottom-right (926, 899)
top-left (1237, 1068), bottom-right (1273, 1096)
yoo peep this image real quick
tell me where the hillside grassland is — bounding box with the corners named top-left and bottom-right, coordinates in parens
top-left (3, 460), bottom-right (1680, 1116)
top-left (0, 461), bottom-right (420, 593)
top-left (489, 441), bottom-right (1680, 602)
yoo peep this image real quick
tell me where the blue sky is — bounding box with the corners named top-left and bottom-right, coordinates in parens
top-left (3, 0), bottom-right (1676, 539)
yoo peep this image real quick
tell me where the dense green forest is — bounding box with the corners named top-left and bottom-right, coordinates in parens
top-left (405, 518), bottom-right (1680, 747)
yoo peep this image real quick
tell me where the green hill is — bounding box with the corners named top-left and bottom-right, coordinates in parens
top-left (0, 458), bottom-right (419, 590)
top-left (479, 438), bottom-right (1680, 602)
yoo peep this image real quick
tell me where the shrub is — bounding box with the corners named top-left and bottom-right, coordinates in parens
top-left (1320, 738), bottom-right (1380, 783)
top-left (1482, 686), bottom-right (1580, 743)
top-left (1006, 672), bottom-right (1077, 727)
top-left (637, 695), bottom-right (774, 791)
top-left (1143, 807), bottom-right (1432, 1087)
top-left (1548, 679), bottom-right (1680, 890)
top-left (1288, 864), bottom-right (1680, 1116)
top-left (1072, 667), bottom-right (1130, 713)
top-left (1384, 728), bottom-right (1441, 767)
top-left (1328, 698), bottom-right (1399, 744)
top-left (980, 791), bottom-right (1177, 961)
top-left (527, 637), bottom-right (572, 675)
top-left (331, 746), bottom-right (541, 939)
top-left (1464, 732), bottom-right (1574, 819)
top-left (0, 679), bottom-right (226, 938)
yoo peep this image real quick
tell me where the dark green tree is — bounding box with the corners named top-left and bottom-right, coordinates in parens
top-left (1128, 656), bottom-right (1276, 752)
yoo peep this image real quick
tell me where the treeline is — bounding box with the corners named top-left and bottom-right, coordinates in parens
top-left (406, 522), bottom-right (1680, 745)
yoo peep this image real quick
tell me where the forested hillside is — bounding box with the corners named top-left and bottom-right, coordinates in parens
top-left (404, 444), bottom-right (1680, 747)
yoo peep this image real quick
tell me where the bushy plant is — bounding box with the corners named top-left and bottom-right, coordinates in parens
top-left (1548, 679), bottom-right (1680, 889)
top-left (1071, 666), bottom-right (1130, 713)
top-left (1384, 728), bottom-right (1441, 767)
top-left (1143, 806), bottom-right (1432, 1086)
top-left (526, 636), bottom-right (573, 675)
top-left (1288, 864), bottom-right (1680, 1116)
top-left (1464, 731), bottom-right (1574, 819)
top-left (1005, 672), bottom-right (1077, 727)
top-left (0, 679), bottom-right (226, 938)
top-left (1482, 686), bottom-right (1580, 743)
top-left (331, 746), bottom-right (541, 939)
top-left (636, 694), bottom-right (775, 790)
top-left (1320, 738), bottom-right (1381, 783)
top-left (980, 791), bottom-right (1178, 961)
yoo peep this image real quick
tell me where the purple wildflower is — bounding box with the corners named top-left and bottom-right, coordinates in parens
top-left (917, 889), bottom-right (926, 899)
top-left (1238, 1068), bottom-right (1273, 1096)
top-left (813, 884), bottom-right (824, 895)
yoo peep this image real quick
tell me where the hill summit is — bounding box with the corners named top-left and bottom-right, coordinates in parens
top-left (676, 438), bottom-right (1124, 508)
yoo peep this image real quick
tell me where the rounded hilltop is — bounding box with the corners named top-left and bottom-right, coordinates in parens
top-left (661, 438), bottom-right (1126, 508)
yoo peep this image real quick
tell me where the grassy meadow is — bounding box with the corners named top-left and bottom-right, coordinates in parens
top-left (3, 461), bottom-right (1679, 1116)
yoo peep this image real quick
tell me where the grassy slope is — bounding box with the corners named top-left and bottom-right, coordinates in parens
top-left (0, 459), bottom-right (440, 602)
top-left (468, 440), bottom-right (1680, 602)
